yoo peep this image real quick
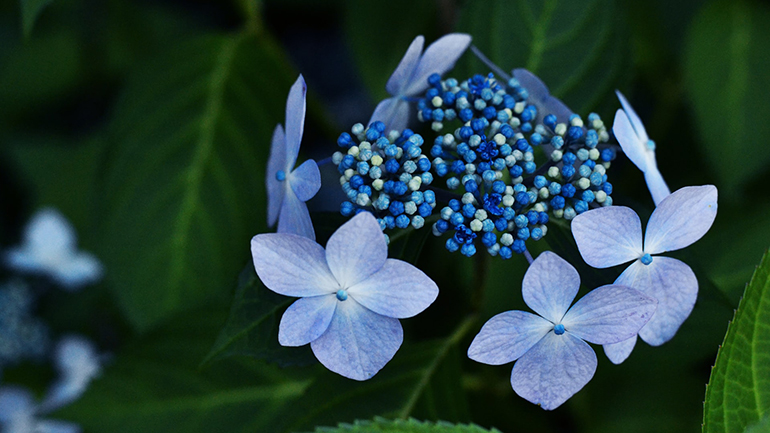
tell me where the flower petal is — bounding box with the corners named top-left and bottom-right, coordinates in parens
top-left (310, 298), bottom-right (402, 381)
top-left (615, 257), bottom-right (698, 346)
top-left (467, 311), bottom-right (553, 365)
top-left (266, 124), bottom-right (287, 227)
top-left (278, 294), bottom-right (337, 347)
top-left (603, 335), bottom-right (637, 365)
top-left (290, 159), bottom-right (321, 202)
top-left (251, 233), bottom-right (337, 297)
top-left (522, 252), bottom-right (580, 323)
top-left (277, 188), bottom-right (316, 240)
top-left (612, 108), bottom-right (649, 173)
top-left (562, 285), bottom-right (657, 345)
top-left (510, 332), bottom-right (597, 411)
top-left (644, 185), bottom-right (718, 254)
top-left (52, 252), bottom-right (103, 290)
top-left (369, 97), bottom-right (411, 133)
top-left (0, 386), bottom-right (35, 421)
top-left (512, 69), bottom-right (573, 125)
top-left (40, 336), bottom-right (101, 412)
top-left (572, 206), bottom-right (643, 268)
top-left (615, 90), bottom-right (649, 143)
top-left (403, 33), bottom-right (472, 96)
top-left (284, 75), bottom-right (307, 170)
top-left (347, 259), bottom-right (438, 319)
top-left (25, 208), bottom-right (77, 254)
top-left (644, 164), bottom-right (671, 206)
top-left (325, 212), bottom-right (387, 288)
top-left (385, 36), bottom-right (424, 96)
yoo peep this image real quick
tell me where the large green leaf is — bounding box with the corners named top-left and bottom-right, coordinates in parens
top-left (456, 0), bottom-right (631, 115)
top-left (203, 264), bottom-right (315, 367)
top-left (20, 0), bottom-right (54, 38)
top-left (683, 0), bottom-right (770, 194)
top-left (312, 417), bottom-right (502, 433)
top-left (703, 250), bottom-right (770, 433)
top-left (96, 31), bottom-right (294, 331)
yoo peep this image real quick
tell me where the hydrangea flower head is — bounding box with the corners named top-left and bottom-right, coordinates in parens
top-left (571, 185), bottom-right (717, 363)
top-left (612, 90), bottom-right (670, 205)
top-left (369, 33), bottom-right (471, 132)
top-left (251, 212), bottom-right (439, 380)
top-left (267, 74), bottom-right (322, 240)
top-left (39, 336), bottom-right (102, 412)
top-left (4, 208), bottom-right (102, 289)
top-left (468, 252), bottom-right (656, 410)
top-left (0, 386), bottom-right (81, 433)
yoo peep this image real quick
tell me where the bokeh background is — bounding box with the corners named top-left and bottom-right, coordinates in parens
top-left (1, 0), bottom-right (769, 432)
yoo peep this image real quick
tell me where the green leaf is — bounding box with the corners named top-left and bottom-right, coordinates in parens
top-left (456, 0), bottom-right (631, 114)
top-left (312, 417), bottom-right (502, 433)
top-left (96, 31), bottom-right (295, 331)
top-left (703, 249), bottom-right (770, 433)
top-left (203, 264), bottom-right (315, 367)
top-left (745, 414), bottom-right (770, 433)
top-left (57, 308), bottom-right (315, 433)
top-left (20, 0), bottom-right (54, 38)
top-left (684, 0), bottom-right (770, 194)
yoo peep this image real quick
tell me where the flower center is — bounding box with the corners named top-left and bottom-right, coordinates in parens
top-left (641, 253), bottom-right (653, 266)
top-left (553, 324), bottom-right (565, 335)
top-left (276, 170), bottom-right (286, 181)
top-left (336, 289), bottom-right (348, 301)
top-left (646, 140), bottom-right (656, 151)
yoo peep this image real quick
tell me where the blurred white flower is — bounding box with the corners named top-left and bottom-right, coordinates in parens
top-left (0, 386), bottom-right (80, 433)
top-left (5, 208), bottom-right (102, 290)
top-left (39, 336), bottom-right (102, 413)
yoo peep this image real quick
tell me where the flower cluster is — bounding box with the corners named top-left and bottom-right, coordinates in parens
top-left (256, 33), bottom-right (718, 412)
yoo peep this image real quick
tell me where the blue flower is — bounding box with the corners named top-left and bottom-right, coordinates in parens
top-left (571, 185), bottom-right (717, 363)
top-left (267, 75), bottom-right (322, 240)
top-left (0, 386), bottom-right (81, 433)
top-left (4, 208), bottom-right (102, 289)
top-left (369, 34), bottom-right (471, 132)
top-left (39, 336), bottom-right (102, 413)
top-left (612, 90), bottom-right (670, 205)
top-left (251, 212), bottom-right (439, 380)
top-left (468, 252), bottom-right (656, 410)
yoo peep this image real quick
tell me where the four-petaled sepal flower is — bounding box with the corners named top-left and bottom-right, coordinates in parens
top-left (613, 90), bottom-right (670, 205)
top-left (468, 251), bottom-right (657, 410)
top-left (251, 212), bottom-right (439, 380)
top-left (267, 74), bottom-right (322, 240)
top-left (4, 208), bottom-right (102, 290)
top-left (571, 185), bottom-right (717, 363)
top-left (369, 33), bottom-right (471, 132)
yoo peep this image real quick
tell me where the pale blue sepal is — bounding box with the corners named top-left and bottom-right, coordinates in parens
top-left (290, 159), bottom-right (321, 202)
top-left (615, 90), bottom-right (649, 142)
top-left (250, 233), bottom-right (337, 297)
top-left (311, 298), bottom-right (403, 381)
top-left (39, 336), bottom-right (101, 413)
top-left (603, 335), bottom-right (638, 365)
top-left (522, 252), bottom-right (580, 324)
top-left (512, 69), bottom-right (573, 125)
top-left (385, 36), bottom-right (424, 96)
top-left (0, 386), bottom-right (34, 421)
top-left (644, 166), bottom-right (671, 206)
top-left (571, 206), bottom-right (644, 268)
top-left (368, 97), bottom-right (411, 133)
top-left (562, 285), bottom-right (657, 345)
top-left (325, 212), bottom-right (387, 288)
top-left (644, 185), bottom-right (718, 255)
top-left (347, 259), bottom-right (438, 319)
top-left (277, 188), bottom-right (316, 240)
top-left (279, 295), bottom-right (337, 347)
top-left (403, 33), bottom-right (472, 96)
top-left (467, 311), bottom-right (552, 365)
top-left (612, 108), bottom-right (649, 172)
top-left (510, 332), bottom-right (597, 411)
top-left (266, 124), bottom-right (287, 227)
top-left (284, 75), bottom-right (307, 169)
top-left (615, 257), bottom-right (698, 346)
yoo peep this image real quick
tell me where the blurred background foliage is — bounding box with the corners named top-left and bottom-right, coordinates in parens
top-left (0, 0), bottom-right (769, 431)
